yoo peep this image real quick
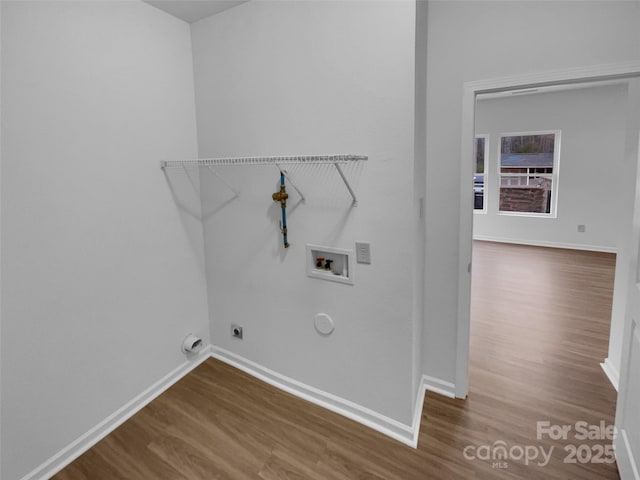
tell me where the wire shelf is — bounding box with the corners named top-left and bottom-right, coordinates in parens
top-left (160, 154), bottom-right (367, 169)
top-left (160, 154), bottom-right (367, 204)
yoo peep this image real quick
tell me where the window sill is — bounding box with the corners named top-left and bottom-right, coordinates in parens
top-left (498, 211), bottom-right (557, 219)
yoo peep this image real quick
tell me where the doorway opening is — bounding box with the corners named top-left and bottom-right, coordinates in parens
top-left (459, 75), bottom-right (638, 477)
top-left (468, 80), bottom-right (626, 406)
top-left (455, 64), bottom-right (640, 399)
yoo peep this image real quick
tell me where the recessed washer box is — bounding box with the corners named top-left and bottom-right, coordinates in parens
top-left (306, 244), bottom-right (354, 285)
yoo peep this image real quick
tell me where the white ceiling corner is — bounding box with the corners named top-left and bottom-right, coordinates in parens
top-left (144, 0), bottom-right (249, 23)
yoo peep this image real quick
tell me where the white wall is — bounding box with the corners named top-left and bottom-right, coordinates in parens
top-left (5, 3), bottom-right (636, 475)
top-left (191, 0), bottom-right (417, 425)
top-left (424, 0), bottom-right (640, 387)
top-left (413, 0), bottom-right (428, 409)
top-left (474, 83), bottom-right (628, 251)
top-left (0, 2), bottom-right (208, 479)
top-left (605, 77), bottom-right (640, 392)
top-left (0, 3), bottom-right (3, 474)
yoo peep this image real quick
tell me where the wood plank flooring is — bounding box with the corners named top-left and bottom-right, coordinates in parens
top-left (54, 241), bottom-right (619, 479)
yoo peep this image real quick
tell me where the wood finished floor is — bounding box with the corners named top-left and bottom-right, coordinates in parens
top-left (54, 241), bottom-right (619, 479)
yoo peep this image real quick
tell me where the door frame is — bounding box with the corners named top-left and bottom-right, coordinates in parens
top-left (612, 77), bottom-right (640, 480)
top-left (456, 61), bottom-right (640, 399)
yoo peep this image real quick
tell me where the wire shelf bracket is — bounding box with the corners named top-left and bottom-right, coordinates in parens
top-left (160, 154), bottom-right (367, 204)
top-left (205, 166), bottom-right (240, 197)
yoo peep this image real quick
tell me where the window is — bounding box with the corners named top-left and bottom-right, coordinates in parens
top-left (499, 132), bottom-right (560, 216)
top-left (474, 135), bottom-right (487, 212)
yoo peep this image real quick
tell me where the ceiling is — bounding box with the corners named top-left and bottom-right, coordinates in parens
top-left (144, 0), bottom-right (249, 23)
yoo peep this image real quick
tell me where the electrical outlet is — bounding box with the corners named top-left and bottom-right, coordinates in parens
top-left (231, 325), bottom-right (243, 339)
top-left (577, 224), bottom-right (586, 233)
top-left (355, 242), bottom-right (371, 264)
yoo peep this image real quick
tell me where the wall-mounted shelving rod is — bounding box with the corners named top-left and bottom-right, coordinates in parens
top-left (161, 154), bottom-right (366, 205)
top-left (333, 162), bottom-right (358, 204)
top-left (182, 164), bottom-right (200, 196)
top-left (206, 166), bottom-right (240, 197)
top-left (160, 154), bottom-right (366, 169)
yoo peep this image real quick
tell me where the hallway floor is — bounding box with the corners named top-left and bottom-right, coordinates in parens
top-left (54, 241), bottom-right (619, 479)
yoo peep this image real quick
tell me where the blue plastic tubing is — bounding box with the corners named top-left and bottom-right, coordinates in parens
top-left (280, 172), bottom-right (288, 247)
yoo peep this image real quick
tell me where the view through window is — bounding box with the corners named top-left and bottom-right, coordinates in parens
top-left (474, 136), bottom-right (486, 211)
top-left (499, 132), bottom-right (559, 215)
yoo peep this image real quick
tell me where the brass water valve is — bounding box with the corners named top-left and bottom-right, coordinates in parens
top-left (272, 187), bottom-right (288, 208)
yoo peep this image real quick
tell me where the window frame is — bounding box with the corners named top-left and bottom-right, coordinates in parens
top-left (473, 134), bottom-right (489, 214)
top-left (497, 130), bottom-right (561, 218)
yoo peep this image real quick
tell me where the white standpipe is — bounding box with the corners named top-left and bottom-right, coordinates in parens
top-left (182, 333), bottom-right (203, 354)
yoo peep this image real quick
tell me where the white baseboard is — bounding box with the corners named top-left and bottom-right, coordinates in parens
top-left (210, 346), bottom-right (417, 447)
top-left (615, 429), bottom-right (640, 480)
top-left (20, 346), bottom-right (213, 480)
top-left (22, 345), bottom-right (437, 480)
top-left (421, 374), bottom-right (456, 399)
top-left (601, 357), bottom-right (620, 391)
top-left (473, 235), bottom-right (617, 254)
top-left (410, 377), bottom-right (429, 448)
top-left (407, 375), bottom-right (456, 448)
